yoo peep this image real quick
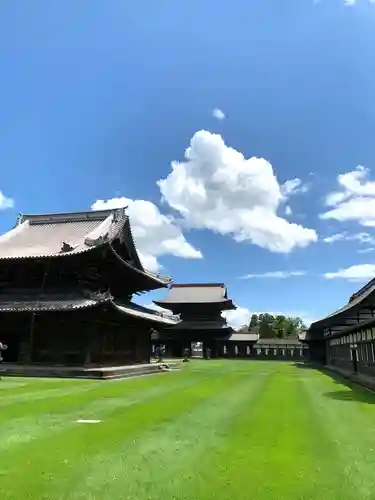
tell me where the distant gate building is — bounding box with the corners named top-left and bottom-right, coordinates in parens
top-left (153, 283), bottom-right (236, 358)
top-left (152, 281), bottom-right (308, 360)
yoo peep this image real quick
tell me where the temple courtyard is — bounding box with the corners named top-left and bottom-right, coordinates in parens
top-left (1, 361), bottom-right (375, 500)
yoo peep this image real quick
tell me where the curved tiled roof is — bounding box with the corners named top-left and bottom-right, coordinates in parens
top-left (0, 209), bottom-right (124, 260)
top-left (0, 208), bottom-right (171, 287)
top-left (0, 289), bottom-right (179, 326)
top-left (0, 290), bottom-right (111, 312)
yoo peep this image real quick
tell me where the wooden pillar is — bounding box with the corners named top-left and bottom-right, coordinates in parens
top-left (18, 313), bottom-right (36, 363)
top-left (18, 335), bottom-right (33, 364)
top-left (217, 342), bottom-right (224, 357)
top-left (227, 343), bottom-right (235, 358)
top-left (84, 332), bottom-right (92, 367)
top-left (134, 329), bottom-right (151, 364)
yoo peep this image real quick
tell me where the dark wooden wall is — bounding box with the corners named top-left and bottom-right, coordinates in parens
top-left (0, 308), bottom-right (152, 366)
top-left (327, 326), bottom-right (375, 377)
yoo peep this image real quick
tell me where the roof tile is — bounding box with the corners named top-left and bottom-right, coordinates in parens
top-left (0, 209), bottom-right (124, 260)
top-left (0, 290), bottom-right (110, 312)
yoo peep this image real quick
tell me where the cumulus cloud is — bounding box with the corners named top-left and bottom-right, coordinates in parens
top-left (321, 166), bottom-right (375, 227)
top-left (157, 130), bottom-right (317, 253)
top-left (222, 306), bottom-right (252, 330)
top-left (324, 263), bottom-right (375, 281)
top-left (91, 197), bottom-right (202, 273)
top-left (212, 108), bottom-right (226, 120)
top-left (242, 271), bottom-right (305, 279)
top-left (0, 191), bottom-right (14, 210)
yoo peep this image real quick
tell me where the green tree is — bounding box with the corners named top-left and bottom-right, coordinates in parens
top-left (284, 316), bottom-right (305, 337)
top-left (249, 314), bottom-right (258, 329)
top-left (250, 314), bottom-right (305, 338)
top-left (274, 315), bottom-right (288, 338)
top-left (258, 313), bottom-right (275, 338)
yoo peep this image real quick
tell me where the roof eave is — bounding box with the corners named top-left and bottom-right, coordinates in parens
top-left (109, 245), bottom-right (171, 290)
top-left (153, 299), bottom-right (233, 307)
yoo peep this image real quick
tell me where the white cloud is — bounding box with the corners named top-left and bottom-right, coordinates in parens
top-left (242, 271), bottom-right (305, 279)
top-left (285, 205), bottom-right (293, 216)
top-left (324, 264), bottom-right (375, 281)
top-left (0, 191), bottom-right (14, 210)
top-left (212, 108), bottom-right (226, 120)
top-left (343, 0), bottom-right (375, 5)
top-left (322, 0), bottom-right (375, 5)
top-left (281, 178), bottom-right (310, 197)
top-left (323, 233), bottom-right (346, 244)
top-left (323, 231), bottom-right (375, 246)
top-left (157, 130), bottom-right (317, 253)
top-left (91, 197), bottom-right (202, 273)
top-left (358, 247), bottom-right (374, 254)
top-left (321, 167), bottom-right (375, 227)
top-left (222, 306), bottom-right (251, 330)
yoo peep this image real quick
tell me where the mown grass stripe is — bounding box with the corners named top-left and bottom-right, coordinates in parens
top-left (0, 374), bottom-right (202, 452)
top-left (1, 362), bottom-right (375, 500)
top-left (0, 371), bottom-right (191, 421)
top-left (300, 368), bottom-right (375, 499)
top-left (192, 364), bottom-right (356, 500)
top-left (64, 373), bottom-right (264, 500)
top-left (0, 370), bottom-right (250, 499)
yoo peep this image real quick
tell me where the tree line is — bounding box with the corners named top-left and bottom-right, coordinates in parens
top-left (237, 313), bottom-right (306, 339)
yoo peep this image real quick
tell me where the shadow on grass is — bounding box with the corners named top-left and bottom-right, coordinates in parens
top-left (293, 361), bottom-right (375, 404)
top-left (324, 389), bottom-right (375, 404)
top-left (293, 361), bottom-right (318, 370)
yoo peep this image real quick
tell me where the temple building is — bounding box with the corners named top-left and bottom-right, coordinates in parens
top-left (0, 208), bottom-right (177, 370)
top-left (306, 278), bottom-right (375, 387)
top-left (153, 283), bottom-right (236, 358)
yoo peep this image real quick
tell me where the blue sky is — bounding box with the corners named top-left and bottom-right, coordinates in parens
top-left (1, 0), bottom-right (375, 328)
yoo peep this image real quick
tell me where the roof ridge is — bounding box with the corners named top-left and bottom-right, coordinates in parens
top-left (171, 283), bottom-right (225, 288)
top-left (19, 208), bottom-right (125, 225)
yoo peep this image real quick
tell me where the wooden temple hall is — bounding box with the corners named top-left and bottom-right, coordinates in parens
top-left (306, 278), bottom-right (375, 384)
top-left (0, 208), bottom-right (178, 370)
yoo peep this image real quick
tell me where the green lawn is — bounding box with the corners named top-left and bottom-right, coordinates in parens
top-left (1, 361), bottom-right (375, 500)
